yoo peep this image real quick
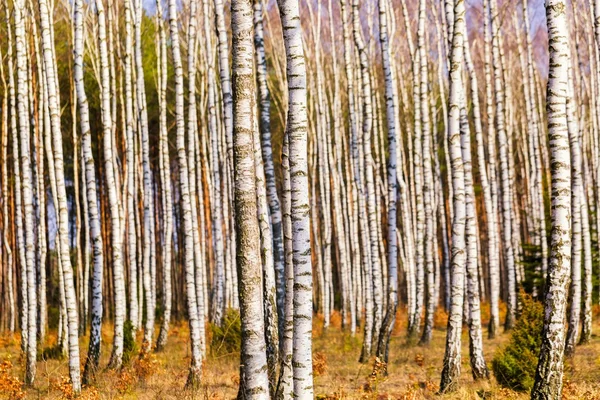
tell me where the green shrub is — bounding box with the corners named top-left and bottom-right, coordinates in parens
top-left (123, 320), bottom-right (138, 364)
top-left (40, 344), bottom-right (66, 361)
top-left (209, 308), bottom-right (241, 356)
top-left (492, 293), bottom-right (543, 392)
top-left (520, 243), bottom-right (544, 296)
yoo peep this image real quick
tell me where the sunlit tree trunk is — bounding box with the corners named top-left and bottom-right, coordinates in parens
top-left (155, 0), bottom-right (174, 352)
top-left (439, 0), bottom-right (466, 393)
top-left (124, 0), bottom-right (139, 332)
top-left (531, 1), bottom-right (572, 398)
top-left (483, 0), bottom-right (500, 338)
top-left (167, 0), bottom-right (204, 386)
top-left (276, 132), bottom-right (294, 399)
top-left (377, 0), bottom-right (398, 363)
top-left (74, 0), bottom-right (105, 383)
top-left (38, 0), bottom-right (81, 390)
top-left (418, 0), bottom-right (436, 346)
top-left (565, 66), bottom-right (581, 357)
top-left (254, 0), bottom-right (285, 341)
top-left (276, 0), bottom-right (313, 393)
top-left (231, 0), bottom-right (270, 395)
top-left (461, 18), bottom-right (489, 381)
top-left (94, 0), bottom-right (125, 370)
top-left (489, 0), bottom-right (516, 331)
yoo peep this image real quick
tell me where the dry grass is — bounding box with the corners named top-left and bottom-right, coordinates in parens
top-left (0, 306), bottom-right (599, 399)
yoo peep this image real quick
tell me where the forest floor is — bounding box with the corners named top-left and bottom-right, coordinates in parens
top-left (1, 306), bottom-right (600, 399)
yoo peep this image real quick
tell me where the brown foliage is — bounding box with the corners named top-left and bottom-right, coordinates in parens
top-left (0, 360), bottom-right (24, 400)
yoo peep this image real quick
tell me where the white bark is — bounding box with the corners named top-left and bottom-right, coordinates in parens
top-left (167, 0), bottom-right (204, 386)
top-left (531, 1), bottom-right (572, 397)
top-left (37, 0), bottom-right (81, 390)
top-left (439, 0), bottom-right (466, 393)
top-left (231, 0), bottom-right (270, 395)
top-left (74, 0), bottom-right (105, 383)
top-left (276, 0), bottom-right (313, 393)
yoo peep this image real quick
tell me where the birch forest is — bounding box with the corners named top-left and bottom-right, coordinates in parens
top-left (0, 0), bottom-right (599, 398)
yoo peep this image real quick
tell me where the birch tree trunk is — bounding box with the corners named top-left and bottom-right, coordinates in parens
top-left (74, 0), bottom-right (105, 383)
top-left (124, 0), bottom-right (139, 332)
top-left (133, 0), bottom-right (156, 350)
top-left (352, 0), bottom-right (383, 359)
top-left (418, 0), bottom-right (436, 346)
top-left (93, 0), bottom-right (126, 370)
top-left (531, 1), bottom-right (572, 398)
top-left (5, 9), bottom-right (25, 343)
top-left (490, 0), bottom-right (517, 331)
top-left (461, 19), bottom-right (489, 380)
top-left (439, 0), bottom-right (467, 393)
top-left (483, 0), bottom-right (501, 338)
top-left (37, 0), bottom-right (81, 390)
top-left (155, 0), bottom-right (174, 352)
top-left (231, 0), bottom-right (270, 395)
top-left (565, 66), bottom-right (581, 357)
top-left (377, 0), bottom-right (399, 364)
top-left (276, 132), bottom-right (294, 399)
top-left (276, 0), bottom-right (313, 393)
top-left (13, 0), bottom-right (34, 377)
top-left (167, 0), bottom-right (204, 386)
top-left (254, 0), bottom-right (285, 340)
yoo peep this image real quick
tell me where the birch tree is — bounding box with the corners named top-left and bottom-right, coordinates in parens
top-left (37, 0), bottom-right (82, 391)
top-left (94, 0), bottom-right (126, 370)
top-left (439, 0), bottom-right (467, 393)
top-left (167, 0), bottom-right (204, 386)
top-left (531, 1), bottom-right (572, 398)
top-left (231, 0), bottom-right (271, 394)
top-left (73, 0), bottom-right (105, 383)
top-left (276, 0), bottom-right (313, 393)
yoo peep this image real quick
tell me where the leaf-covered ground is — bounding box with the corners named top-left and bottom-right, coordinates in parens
top-left (1, 306), bottom-right (599, 399)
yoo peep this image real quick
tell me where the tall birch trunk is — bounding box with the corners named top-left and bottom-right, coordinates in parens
top-left (167, 0), bottom-right (204, 386)
top-left (74, 0), bottom-right (105, 383)
top-left (377, 0), bottom-right (398, 364)
top-left (531, 1), bottom-right (572, 398)
top-left (439, 0), bottom-right (466, 393)
top-left (37, 0), bottom-right (81, 390)
top-left (94, 0), bottom-right (126, 370)
top-left (231, 0), bottom-right (270, 395)
top-left (276, 0), bottom-right (313, 394)
top-left (155, 0), bottom-right (174, 352)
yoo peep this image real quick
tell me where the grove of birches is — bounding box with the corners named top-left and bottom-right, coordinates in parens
top-left (0, 0), bottom-right (599, 398)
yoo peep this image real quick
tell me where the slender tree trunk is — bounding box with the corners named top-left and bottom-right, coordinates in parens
top-left (439, 0), bottom-right (466, 393)
top-left (124, 0), bottom-right (139, 333)
top-left (37, 0), bottom-right (81, 390)
top-left (167, 0), bottom-right (204, 386)
top-left (377, 0), bottom-right (398, 364)
top-left (531, 1), bottom-right (572, 398)
top-left (565, 66), bottom-right (582, 357)
top-left (230, 0), bottom-right (270, 395)
top-left (276, 133), bottom-right (294, 399)
top-left (490, 0), bottom-right (517, 331)
top-left (94, 0), bottom-right (126, 371)
top-left (276, 0), bottom-right (313, 394)
top-left (155, 0), bottom-right (174, 352)
top-left (74, 0), bottom-right (105, 383)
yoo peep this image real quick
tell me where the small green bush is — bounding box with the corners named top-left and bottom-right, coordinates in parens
top-left (492, 293), bottom-right (543, 392)
top-left (209, 308), bottom-right (241, 356)
top-left (123, 320), bottom-right (138, 364)
top-left (40, 344), bottom-right (66, 361)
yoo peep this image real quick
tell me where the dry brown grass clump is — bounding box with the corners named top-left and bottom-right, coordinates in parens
top-left (313, 351), bottom-right (328, 377)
